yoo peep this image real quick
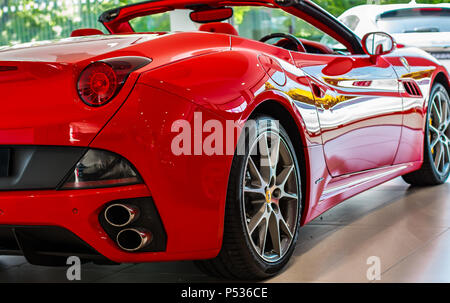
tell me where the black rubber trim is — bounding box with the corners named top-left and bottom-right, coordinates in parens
top-left (0, 146), bottom-right (87, 191)
top-left (0, 148), bottom-right (11, 177)
top-left (0, 225), bottom-right (114, 266)
top-left (291, 0), bottom-right (364, 54)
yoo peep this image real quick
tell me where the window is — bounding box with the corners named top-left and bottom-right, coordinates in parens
top-left (232, 7), bottom-right (347, 52)
top-left (129, 12), bottom-right (171, 32)
top-left (232, 7), bottom-right (327, 42)
top-left (376, 8), bottom-right (450, 33)
top-left (128, 7), bottom-right (345, 51)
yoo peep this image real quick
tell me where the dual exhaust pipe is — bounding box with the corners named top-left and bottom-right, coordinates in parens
top-left (104, 204), bottom-right (152, 252)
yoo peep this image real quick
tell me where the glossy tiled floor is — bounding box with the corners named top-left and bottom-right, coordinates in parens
top-left (1, 177), bottom-right (449, 283)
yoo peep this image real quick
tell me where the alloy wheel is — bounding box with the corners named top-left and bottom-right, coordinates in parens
top-left (242, 130), bottom-right (300, 263)
top-left (429, 87), bottom-right (450, 177)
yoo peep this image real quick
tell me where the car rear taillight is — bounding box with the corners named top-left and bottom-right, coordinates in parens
top-left (77, 56), bottom-right (152, 107)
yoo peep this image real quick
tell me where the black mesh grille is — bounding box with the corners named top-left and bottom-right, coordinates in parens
top-left (403, 80), bottom-right (422, 97)
top-left (0, 146), bottom-right (87, 191)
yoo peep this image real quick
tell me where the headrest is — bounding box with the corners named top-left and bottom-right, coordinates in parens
top-left (198, 22), bottom-right (238, 36)
top-left (71, 28), bottom-right (104, 37)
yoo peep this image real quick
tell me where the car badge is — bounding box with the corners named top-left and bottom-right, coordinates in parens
top-left (400, 57), bottom-right (411, 72)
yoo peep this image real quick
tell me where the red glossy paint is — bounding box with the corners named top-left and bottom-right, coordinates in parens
top-left (0, 0), bottom-right (449, 265)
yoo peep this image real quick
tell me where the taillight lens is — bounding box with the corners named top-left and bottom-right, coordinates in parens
top-left (61, 149), bottom-right (142, 190)
top-left (77, 56), bottom-right (152, 107)
top-left (78, 62), bottom-right (118, 106)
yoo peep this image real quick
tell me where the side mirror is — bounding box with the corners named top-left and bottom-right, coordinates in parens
top-left (362, 32), bottom-right (395, 58)
top-left (322, 57), bottom-right (354, 76)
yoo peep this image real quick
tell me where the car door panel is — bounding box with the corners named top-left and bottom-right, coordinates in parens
top-left (291, 53), bottom-right (403, 177)
top-left (385, 53), bottom-right (436, 165)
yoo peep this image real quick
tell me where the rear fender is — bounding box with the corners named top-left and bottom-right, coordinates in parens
top-left (138, 48), bottom-right (327, 226)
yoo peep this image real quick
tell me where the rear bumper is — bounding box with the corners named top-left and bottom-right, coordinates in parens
top-left (0, 184), bottom-right (219, 264)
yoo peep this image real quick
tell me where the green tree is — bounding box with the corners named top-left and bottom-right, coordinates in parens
top-left (0, 0), bottom-right (132, 46)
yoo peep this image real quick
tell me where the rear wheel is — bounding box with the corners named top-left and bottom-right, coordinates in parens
top-left (402, 83), bottom-right (450, 185)
top-left (195, 116), bottom-right (302, 280)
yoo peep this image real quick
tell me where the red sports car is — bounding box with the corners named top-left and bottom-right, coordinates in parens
top-left (0, 0), bottom-right (449, 280)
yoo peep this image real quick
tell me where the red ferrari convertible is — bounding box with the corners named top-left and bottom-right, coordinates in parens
top-left (0, 0), bottom-right (449, 280)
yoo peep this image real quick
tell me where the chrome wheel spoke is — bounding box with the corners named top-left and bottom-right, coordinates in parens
top-left (259, 133), bottom-right (272, 182)
top-left (277, 165), bottom-right (298, 200)
top-left (247, 157), bottom-right (265, 188)
top-left (279, 215), bottom-right (293, 240)
top-left (445, 113), bottom-right (450, 131)
top-left (433, 100), bottom-right (442, 124)
top-left (282, 191), bottom-right (298, 200)
top-left (268, 214), bottom-right (281, 256)
top-left (251, 199), bottom-right (266, 205)
top-left (248, 204), bottom-right (267, 236)
top-left (259, 131), bottom-right (282, 183)
top-left (435, 142), bottom-right (444, 170)
top-left (244, 186), bottom-right (266, 196)
top-left (269, 133), bottom-right (281, 174)
top-left (277, 165), bottom-right (294, 188)
top-left (443, 93), bottom-right (450, 128)
top-left (438, 93), bottom-right (443, 124)
top-left (429, 124), bottom-right (440, 136)
top-left (431, 136), bottom-right (440, 150)
top-left (258, 219), bottom-right (268, 255)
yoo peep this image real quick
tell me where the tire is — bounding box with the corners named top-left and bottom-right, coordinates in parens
top-left (402, 83), bottom-right (450, 186)
top-left (195, 116), bottom-right (303, 280)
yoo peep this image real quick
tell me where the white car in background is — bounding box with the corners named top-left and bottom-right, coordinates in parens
top-left (337, 1), bottom-right (450, 69)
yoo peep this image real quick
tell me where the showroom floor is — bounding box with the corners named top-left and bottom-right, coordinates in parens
top-left (0, 177), bottom-right (449, 283)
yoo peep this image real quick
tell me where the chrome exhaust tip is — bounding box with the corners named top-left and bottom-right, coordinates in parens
top-left (104, 204), bottom-right (140, 227)
top-left (116, 228), bottom-right (152, 252)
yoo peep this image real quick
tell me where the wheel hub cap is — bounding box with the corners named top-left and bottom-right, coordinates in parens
top-left (265, 189), bottom-right (272, 203)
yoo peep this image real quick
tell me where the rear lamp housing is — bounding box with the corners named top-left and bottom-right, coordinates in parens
top-left (77, 56), bottom-right (152, 107)
top-left (61, 149), bottom-right (142, 190)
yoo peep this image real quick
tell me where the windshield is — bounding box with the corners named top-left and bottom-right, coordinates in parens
top-left (376, 8), bottom-right (450, 33)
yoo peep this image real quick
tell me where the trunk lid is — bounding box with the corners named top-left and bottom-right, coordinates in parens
top-left (0, 34), bottom-right (162, 63)
top-left (0, 32), bottom-right (230, 146)
top-left (0, 34), bottom-right (165, 146)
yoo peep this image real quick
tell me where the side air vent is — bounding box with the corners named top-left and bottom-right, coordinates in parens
top-left (402, 80), bottom-right (422, 97)
top-left (0, 66), bottom-right (18, 72)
